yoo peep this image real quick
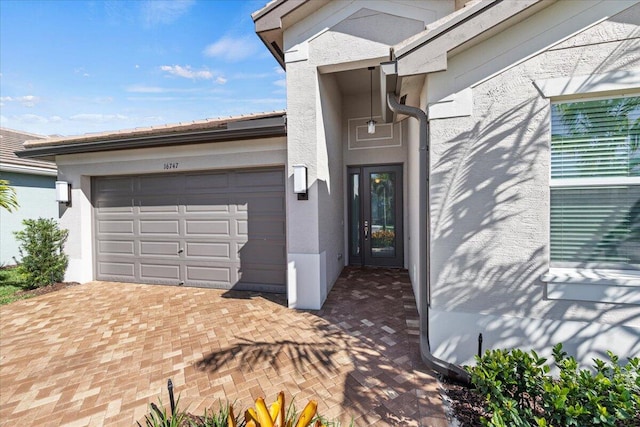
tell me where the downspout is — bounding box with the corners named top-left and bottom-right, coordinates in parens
top-left (387, 92), bottom-right (470, 384)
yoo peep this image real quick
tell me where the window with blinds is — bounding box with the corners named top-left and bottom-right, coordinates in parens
top-left (550, 96), bottom-right (640, 270)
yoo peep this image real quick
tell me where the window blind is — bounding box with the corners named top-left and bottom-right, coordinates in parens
top-left (550, 96), bottom-right (640, 269)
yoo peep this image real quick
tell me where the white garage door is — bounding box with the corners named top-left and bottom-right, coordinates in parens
top-left (93, 168), bottom-right (286, 293)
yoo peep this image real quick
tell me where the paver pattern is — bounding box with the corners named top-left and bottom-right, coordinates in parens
top-left (0, 267), bottom-right (448, 426)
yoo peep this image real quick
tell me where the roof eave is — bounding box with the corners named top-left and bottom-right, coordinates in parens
top-left (393, 0), bottom-right (552, 77)
top-left (17, 117), bottom-right (287, 159)
top-left (252, 0), bottom-right (331, 70)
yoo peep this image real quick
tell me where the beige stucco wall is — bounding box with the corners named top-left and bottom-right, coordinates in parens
top-left (55, 137), bottom-right (287, 284)
top-left (426, 2), bottom-right (640, 365)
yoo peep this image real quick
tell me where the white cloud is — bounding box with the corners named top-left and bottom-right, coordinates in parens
top-left (203, 36), bottom-right (259, 62)
top-left (0, 95), bottom-right (41, 107)
top-left (274, 66), bottom-right (285, 75)
top-left (70, 113), bottom-right (129, 123)
top-left (160, 65), bottom-right (214, 80)
top-left (273, 79), bottom-right (286, 88)
top-left (141, 0), bottom-right (194, 26)
top-left (126, 85), bottom-right (168, 93)
top-left (74, 67), bottom-right (90, 77)
top-left (216, 76), bottom-right (227, 85)
top-left (13, 114), bottom-right (49, 124)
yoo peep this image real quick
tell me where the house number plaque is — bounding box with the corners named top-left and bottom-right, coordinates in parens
top-left (163, 162), bottom-right (179, 170)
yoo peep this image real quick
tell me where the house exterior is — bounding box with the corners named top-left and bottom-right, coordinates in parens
top-left (19, 0), bottom-right (639, 370)
top-left (1, 128), bottom-right (57, 266)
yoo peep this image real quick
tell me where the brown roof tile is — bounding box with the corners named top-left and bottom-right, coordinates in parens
top-left (22, 110), bottom-right (286, 149)
top-left (0, 128), bottom-right (56, 171)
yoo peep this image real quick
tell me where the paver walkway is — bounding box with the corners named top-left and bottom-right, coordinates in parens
top-left (0, 267), bottom-right (449, 426)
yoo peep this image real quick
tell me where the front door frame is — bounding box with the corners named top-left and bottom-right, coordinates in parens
top-left (347, 164), bottom-right (403, 267)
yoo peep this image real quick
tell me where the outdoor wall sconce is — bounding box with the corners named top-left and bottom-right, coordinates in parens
top-left (55, 181), bottom-right (71, 206)
top-left (367, 66), bottom-right (376, 134)
top-left (293, 164), bottom-right (308, 200)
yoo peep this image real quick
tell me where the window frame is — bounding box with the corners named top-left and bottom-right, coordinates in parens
top-left (541, 95), bottom-right (640, 305)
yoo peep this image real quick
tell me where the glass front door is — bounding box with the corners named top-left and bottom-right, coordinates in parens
top-left (348, 165), bottom-right (403, 267)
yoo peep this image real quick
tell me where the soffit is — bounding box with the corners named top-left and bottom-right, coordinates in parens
top-left (253, 0), bottom-right (330, 69)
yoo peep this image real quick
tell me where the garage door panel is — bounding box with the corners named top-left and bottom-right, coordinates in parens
top-left (98, 240), bottom-right (135, 256)
top-left (238, 240), bottom-right (286, 265)
top-left (140, 263), bottom-right (180, 280)
top-left (99, 261), bottom-right (135, 278)
top-left (241, 219), bottom-right (286, 238)
top-left (185, 220), bottom-right (230, 236)
top-left (236, 194), bottom-right (285, 214)
top-left (138, 196), bottom-right (179, 212)
top-left (95, 177), bottom-right (134, 194)
top-left (95, 198), bottom-right (134, 212)
top-left (185, 173), bottom-right (228, 190)
top-left (186, 242), bottom-right (230, 259)
top-left (98, 220), bottom-right (134, 234)
top-left (182, 195), bottom-right (230, 213)
top-left (94, 168), bottom-right (285, 292)
top-left (139, 219), bottom-right (180, 235)
top-left (236, 170), bottom-right (283, 187)
top-left (138, 175), bottom-right (183, 193)
top-left (185, 265), bottom-right (231, 284)
top-left (238, 264), bottom-right (286, 286)
top-left (139, 241), bottom-right (180, 256)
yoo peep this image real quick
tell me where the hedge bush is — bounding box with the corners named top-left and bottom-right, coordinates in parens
top-left (468, 343), bottom-right (640, 427)
top-left (14, 218), bottom-right (69, 287)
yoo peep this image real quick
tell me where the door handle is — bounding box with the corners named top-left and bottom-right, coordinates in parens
top-left (364, 220), bottom-right (369, 240)
top-left (178, 248), bottom-right (184, 254)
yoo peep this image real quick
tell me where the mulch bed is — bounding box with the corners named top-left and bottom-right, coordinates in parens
top-left (441, 379), bottom-right (486, 426)
top-left (15, 281), bottom-right (81, 299)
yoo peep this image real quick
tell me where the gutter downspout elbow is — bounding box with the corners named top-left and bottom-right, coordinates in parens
top-left (386, 92), bottom-right (471, 384)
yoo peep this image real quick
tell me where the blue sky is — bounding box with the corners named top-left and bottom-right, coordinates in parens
top-left (0, 0), bottom-right (285, 137)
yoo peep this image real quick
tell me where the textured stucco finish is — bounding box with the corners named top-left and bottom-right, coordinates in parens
top-left (284, 1), bottom-right (448, 308)
top-left (426, 2), bottom-right (640, 365)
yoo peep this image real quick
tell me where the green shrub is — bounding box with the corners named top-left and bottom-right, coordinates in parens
top-left (468, 344), bottom-right (640, 427)
top-left (137, 398), bottom-right (185, 427)
top-left (14, 218), bottom-right (69, 288)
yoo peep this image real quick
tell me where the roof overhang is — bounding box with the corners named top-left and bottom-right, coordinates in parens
top-left (393, 0), bottom-right (552, 77)
top-left (378, 0), bottom-right (551, 121)
top-left (252, 0), bottom-right (329, 69)
top-left (17, 112), bottom-right (287, 160)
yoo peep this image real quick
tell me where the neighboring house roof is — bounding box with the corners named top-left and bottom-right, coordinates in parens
top-left (0, 128), bottom-right (57, 176)
top-left (18, 111), bottom-right (287, 160)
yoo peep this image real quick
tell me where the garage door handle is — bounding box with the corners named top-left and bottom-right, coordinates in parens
top-left (178, 248), bottom-right (184, 254)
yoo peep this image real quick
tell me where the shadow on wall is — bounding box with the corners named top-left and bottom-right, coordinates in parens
top-left (429, 91), bottom-right (640, 363)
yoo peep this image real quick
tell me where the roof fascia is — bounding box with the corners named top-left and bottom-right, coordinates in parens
top-left (253, 0), bottom-right (331, 69)
top-left (17, 117), bottom-right (287, 159)
top-left (0, 163), bottom-right (57, 176)
top-left (253, 0), bottom-right (306, 68)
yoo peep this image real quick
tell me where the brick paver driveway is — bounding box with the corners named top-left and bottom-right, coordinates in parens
top-left (0, 267), bottom-right (448, 426)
